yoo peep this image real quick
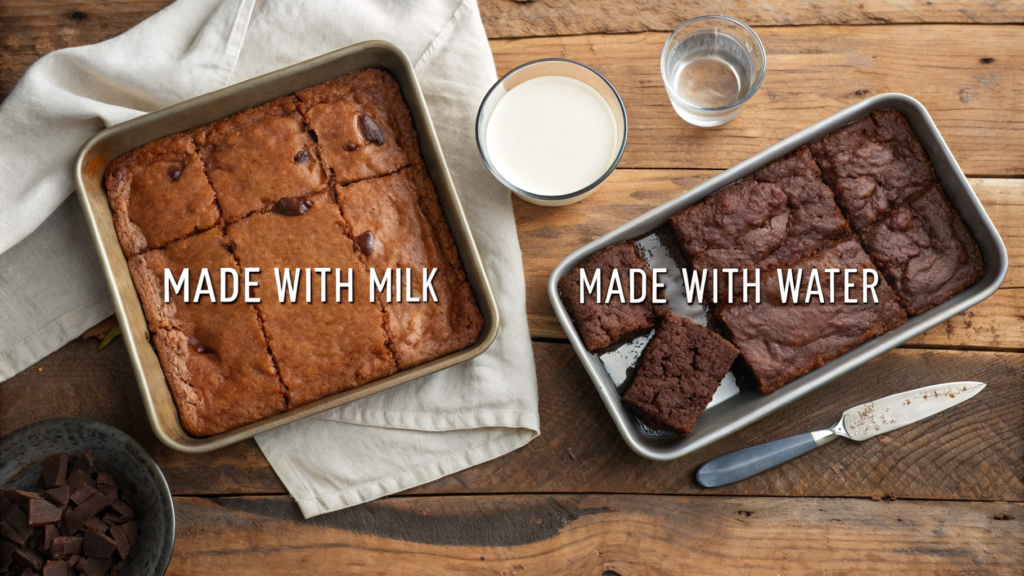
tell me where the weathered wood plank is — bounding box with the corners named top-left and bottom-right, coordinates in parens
top-left (4, 340), bottom-right (1021, 502)
top-left (168, 494), bottom-right (1024, 575)
top-left (491, 26), bottom-right (1024, 176)
top-left (518, 172), bottom-right (1024, 349)
top-left (480, 0), bottom-right (1024, 37)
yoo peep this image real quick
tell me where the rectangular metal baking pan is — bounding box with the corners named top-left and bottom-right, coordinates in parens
top-left (74, 41), bottom-right (500, 454)
top-left (548, 93), bottom-right (1007, 461)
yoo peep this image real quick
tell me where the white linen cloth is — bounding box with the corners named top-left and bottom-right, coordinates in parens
top-left (0, 0), bottom-right (539, 517)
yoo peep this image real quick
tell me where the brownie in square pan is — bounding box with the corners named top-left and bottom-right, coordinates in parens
top-left (715, 236), bottom-right (907, 394)
top-left (337, 165), bottom-right (483, 369)
top-left (622, 313), bottom-right (738, 436)
top-left (105, 134), bottom-right (220, 256)
top-left (859, 184), bottom-right (985, 315)
top-left (127, 228), bottom-right (287, 436)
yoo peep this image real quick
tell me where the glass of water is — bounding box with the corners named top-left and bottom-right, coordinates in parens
top-left (661, 15), bottom-right (766, 127)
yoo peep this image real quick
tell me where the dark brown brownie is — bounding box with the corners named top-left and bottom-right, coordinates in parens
top-left (715, 236), bottom-right (906, 394)
top-left (104, 134), bottom-right (220, 256)
top-left (859, 184), bottom-right (985, 315)
top-left (809, 110), bottom-right (937, 231)
top-left (622, 313), bottom-right (738, 435)
top-left (558, 242), bottom-right (658, 352)
top-left (193, 95), bottom-right (327, 222)
top-left (754, 146), bottom-right (849, 267)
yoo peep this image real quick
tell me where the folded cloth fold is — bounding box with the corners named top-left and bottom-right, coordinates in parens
top-left (0, 0), bottom-right (539, 517)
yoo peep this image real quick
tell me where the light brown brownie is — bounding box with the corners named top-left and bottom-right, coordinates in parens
top-left (193, 95), bottom-right (327, 222)
top-left (336, 166), bottom-right (482, 369)
top-left (226, 193), bottom-right (396, 407)
top-left (127, 229), bottom-right (286, 437)
top-left (297, 69), bottom-right (421, 185)
top-left (105, 134), bottom-right (220, 256)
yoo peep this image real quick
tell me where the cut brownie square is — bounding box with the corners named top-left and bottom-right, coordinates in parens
top-left (128, 229), bottom-right (286, 436)
top-left (194, 95), bottom-right (327, 222)
top-left (859, 184), bottom-right (985, 315)
top-left (226, 193), bottom-right (397, 406)
top-left (557, 242), bottom-right (659, 352)
top-left (753, 146), bottom-right (849, 268)
top-left (622, 313), bottom-right (738, 436)
top-left (715, 236), bottom-right (906, 394)
top-left (809, 110), bottom-right (937, 231)
top-left (296, 69), bottom-right (421, 185)
top-left (336, 166), bottom-right (483, 369)
top-left (105, 134), bottom-right (219, 256)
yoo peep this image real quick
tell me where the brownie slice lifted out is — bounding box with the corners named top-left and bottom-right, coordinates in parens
top-left (622, 313), bottom-right (739, 436)
top-left (558, 241), bottom-right (659, 352)
top-left (127, 229), bottom-right (286, 437)
top-left (859, 184), bottom-right (985, 315)
top-left (715, 236), bottom-right (906, 394)
top-left (105, 134), bottom-right (220, 256)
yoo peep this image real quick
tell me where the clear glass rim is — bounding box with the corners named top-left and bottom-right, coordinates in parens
top-left (660, 15), bottom-right (767, 113)
top-left (475, 58), bottom-right (629, 202)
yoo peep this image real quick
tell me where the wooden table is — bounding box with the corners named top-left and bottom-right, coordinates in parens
top-left (2, 1), bottom-right (1022, 573)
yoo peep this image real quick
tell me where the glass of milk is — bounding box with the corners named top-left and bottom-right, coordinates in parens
top-left (476, 59), bottom-right (628, 206)
top-left (661, 15), bottom-right (766, 127)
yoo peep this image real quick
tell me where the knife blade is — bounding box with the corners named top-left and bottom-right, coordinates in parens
top-left (695, 381), bottom-right (986, 488)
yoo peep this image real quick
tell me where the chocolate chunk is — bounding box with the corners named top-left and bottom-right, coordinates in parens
top-left (69, 452), bottom-right (93, 476)
top-left (0, 540), bottom-right (16, 571)
top-left (355, 231), bottom-right (375, 256)
top-left (83, 533), bottom-right (117, 559)
top-left (63, 494), bottom-right (111, 534)
top-left (94, 474), bottom-right (113, 488)
top-left (43, 487), bottom-right (69, 508)
top-left (3, 490), bottom-right (43, 507)
top-left (27, 500), bottom-right (62, 527)
top-left (343, 142), bottom-right (358, 152)
top-left (41, 524), bottom-right (59, 552)
top-left (293, 149), bottom-right (310, 164)
top-left (69, 485), bottom-right (97, 507)
top-left (64, 554), bottom-right (81, 569)
top-left (49, 536), bottom-right (82, 560)
top-left (107, 525), bottom-right (131, 561)
top-left (103, 502), bottom-right (133, 525)
top-left (41, 455), bottom-right (69, 489)
top-left (66, 470), bottom-right (94, 493)
top-left (81, 517), bottom-right (109, 536)
top-left (272, 197), bottom-right (313, 216)
top-left (0, 519), bottom-right (28, 547)
top-left (42, 559), bottom-right (67, 576)
top-left (13, 548), bottom-right (45, 571)
top-left (358, 115), bottom-right (387, 145)
top-left (78, 556), bottom-right (112, 576)
top-left (122, 522), bottom-right (137, 548)
top-left (96, 484), bottom-right (117, 501)
top-left (167, 167), bottom-right (183, 182)
top-left (5, 506), bottom-right (33, 542)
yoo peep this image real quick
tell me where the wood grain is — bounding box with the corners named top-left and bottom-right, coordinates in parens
top-left (518, 171), bottom-right (1024, 349)
top-left (167, 494), bottom-right (1023, 575)
top-left (4, 340), bottom-right (1021, 502)
top-left (480, 0), bottom-right (1024, 37)
top-left (491, 26), bottom-right (1024, 176)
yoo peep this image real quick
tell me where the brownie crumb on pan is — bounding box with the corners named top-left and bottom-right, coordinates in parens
top-left (859, 184), bottom-right (985, 315)
top-left (558, 242), bottom-right (659, 352)
top-left (622, 313), bottom-right (738, 436)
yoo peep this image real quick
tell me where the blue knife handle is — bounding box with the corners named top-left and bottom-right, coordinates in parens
top-left (696, 432), bottom-right (824, 488)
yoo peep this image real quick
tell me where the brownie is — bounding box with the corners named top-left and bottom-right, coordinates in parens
top-left (336, 166), bottom-right (483, 369)
top-left (128, 229), bottom-right (286, 437)
top-left (622, 313), bottom-right (738, 435)
top-left (226, 193), bottom-right (397, 407)
top-left (558, 242), bottom-right (659, 352)
top-left (104, 134), bottom-right (220, 256)
top-left (809, 110), bottom-right (937, 231)
top-left (715, 236), bottom-right (907, 394)
top-left (859, 184), bottom-right (985, 315)
top-left (193, 95), bottom-right (327, 222)
top-left (753, 146), bottom-right (849, 267)
top-left (297, 69), bottom-right (421, 185)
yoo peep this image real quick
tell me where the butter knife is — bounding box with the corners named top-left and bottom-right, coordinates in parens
top-left (696, 381), bottom-right (986, 488)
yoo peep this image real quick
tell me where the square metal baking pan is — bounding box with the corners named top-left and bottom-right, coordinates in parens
top-left (548, 93), bottom-right (1007, 461)
top-left (74, 41), bottom-right (500, 454)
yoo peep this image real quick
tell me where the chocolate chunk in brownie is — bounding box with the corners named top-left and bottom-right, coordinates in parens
top-left (859, 184), bottom-right (985, 315)
top-left (557, 242), bottom-right (659, 352)
top-left (104, 134), bottom-right (220, 256)
top-left (809, 110), bottom-right (937, 230)
top-left (226, 193), bottom-right (397, 407)
top-left (193, 95), bottom-right (327, 222)
top-left (716, 236), bottom-right (906, 394)
top-left (297, 69), bottom-right (421, 185)
top-left (128, 229), bottom-right (287, 437)
top-left (622, 313), bottom-right (738, 435)
top-left (336, 166), bottom-right (482, 369)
